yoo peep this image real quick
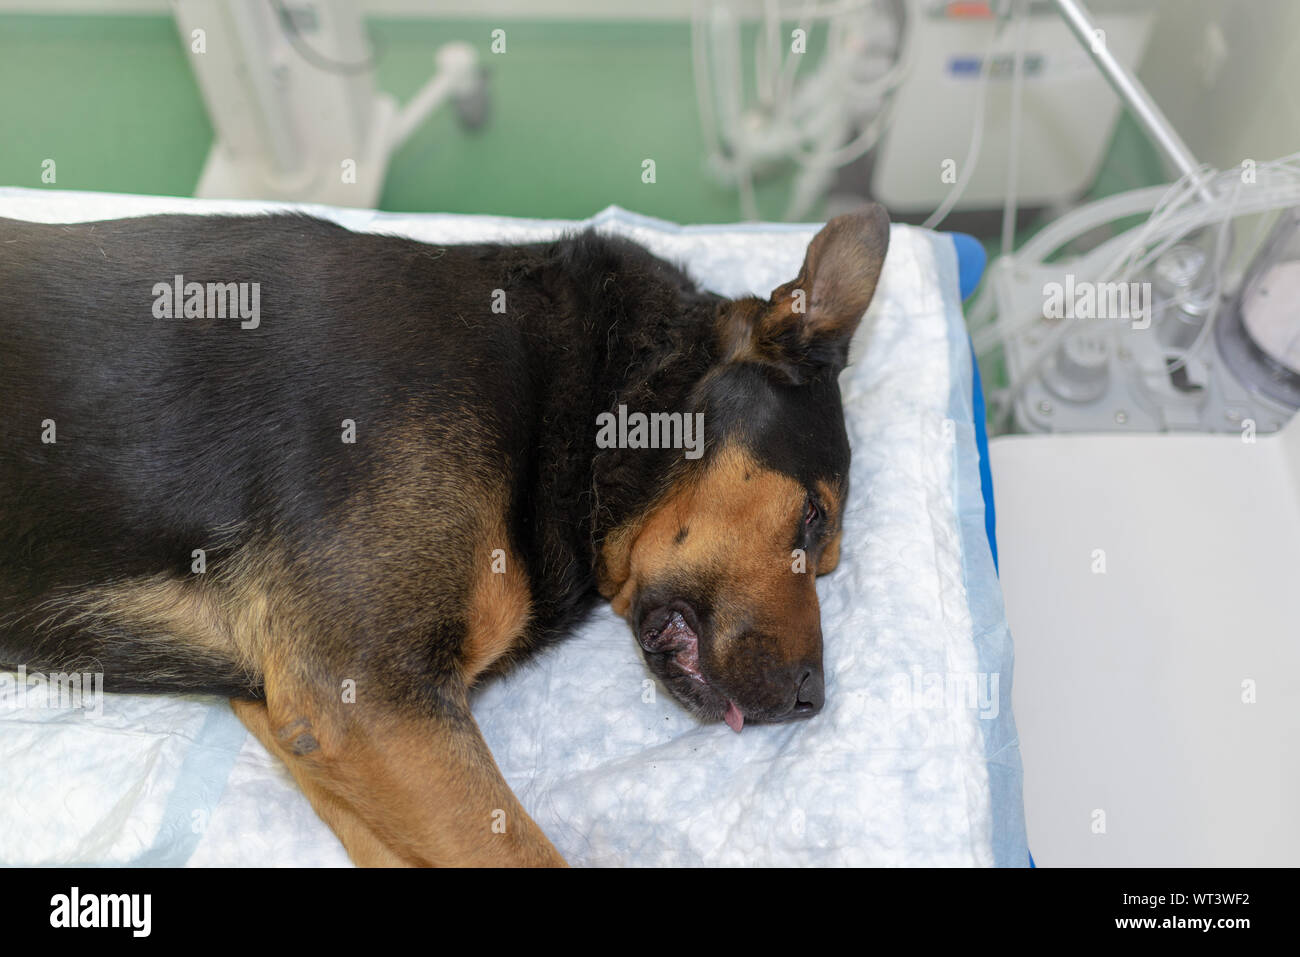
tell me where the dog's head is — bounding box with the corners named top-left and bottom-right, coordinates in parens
top-left (598, 205), bottom-right (890, 732)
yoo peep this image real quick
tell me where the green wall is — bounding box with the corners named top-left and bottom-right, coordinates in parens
top-left (0, 14), bottom-right (796, 222)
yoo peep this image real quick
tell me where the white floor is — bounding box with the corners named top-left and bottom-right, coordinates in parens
top-left (990, 414), bottom-right (1300, 866)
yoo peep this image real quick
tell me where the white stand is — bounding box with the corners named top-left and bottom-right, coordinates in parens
top-left (174, 1), bottom-right (482, 208)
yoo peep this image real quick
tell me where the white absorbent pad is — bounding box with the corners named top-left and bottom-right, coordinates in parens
top-left (0, 188), bottom-right (1028, 867)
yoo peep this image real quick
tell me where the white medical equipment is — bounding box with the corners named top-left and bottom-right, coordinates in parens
top-left (972, 157), bottom-right (1300, 435)
top-left (692, 0), bottom-right (908, 221)
top-left (172, 0), bottom-right (487, 208)
top-left (872, 0), bottom-right (1156, 217)
top-left (690, 0), bottom-right (1155, 223)
top-left (883, 0), bottom-right (1300, 436)
top-left (1218, 207), bottom-right (1300, 413)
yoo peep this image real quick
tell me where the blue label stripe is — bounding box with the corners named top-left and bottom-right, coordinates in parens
top-left (126, 703), bottom-right (248, 867)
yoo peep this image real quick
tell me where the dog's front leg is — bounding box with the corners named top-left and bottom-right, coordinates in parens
top-left (232, 698), bottom-right (410, 867)
top-left (234, 669), bottom-right (566, 868)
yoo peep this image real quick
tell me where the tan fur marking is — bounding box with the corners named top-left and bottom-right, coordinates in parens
top-left (462, 533), bottom-right (531, 684)
top-left (597, 521), bottom-right (638, 607)
top-left (817, 530), bottom-right (842, 575)
top-left (814, 477), bottom-right (844, 575)
top-left (32, 542), bottom-right (302, 682)
top-left (627, 444), bottom-right (804, 594)
top-left (601, 442), bottom-right (825, 663)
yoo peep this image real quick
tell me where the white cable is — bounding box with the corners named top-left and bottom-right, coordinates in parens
top-left (965, 183), bottom-right (1179, 336)
top-left (790, 2), bottom-right (913, 169)
top-left (976, 147), bottom-right (1300, 424)
top-left (779, 0), bottom-right (817, 105)
top-left (982, 160), bottom-right (1300, 417)
top-left (1001, 0), bottom-right (1028, 256)
top-left (692, 0), bottom-right (908, 221)
top-left (970, 153), bottom-right (1300, 351)
top-left (921, 17), bottom-right (1001, 231)
top-left (691, 1), bottom-right (723, 167)
top-left (757, 0), bottom-right (782, 107)
top-left (792, 91), bottom-right (897, 168)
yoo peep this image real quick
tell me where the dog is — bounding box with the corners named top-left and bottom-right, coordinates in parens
top-left (0, 205), bottom-right (889, 866)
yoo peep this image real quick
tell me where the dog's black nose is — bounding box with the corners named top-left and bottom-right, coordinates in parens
top-left (792, 668), bottom-right (824, 717)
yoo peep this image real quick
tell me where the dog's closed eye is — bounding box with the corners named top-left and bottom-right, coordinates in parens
top-left (804, 496), bottom-right (823, 528)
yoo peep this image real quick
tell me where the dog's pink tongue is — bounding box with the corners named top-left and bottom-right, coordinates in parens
top-left (724, 700), bottom-right (745, 733)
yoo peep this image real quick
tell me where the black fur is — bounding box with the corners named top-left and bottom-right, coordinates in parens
top-left (0, 214), bottom-right (744, 696)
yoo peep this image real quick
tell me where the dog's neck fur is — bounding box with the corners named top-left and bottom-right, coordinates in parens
top-left (503, 232), bottom-right (725, 645)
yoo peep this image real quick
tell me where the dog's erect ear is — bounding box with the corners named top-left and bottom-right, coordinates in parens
top-left (717, 204), bottom-right (890, 378)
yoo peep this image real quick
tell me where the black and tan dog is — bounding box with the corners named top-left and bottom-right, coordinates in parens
top-left (0, 205), bottom-right (889, 866)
